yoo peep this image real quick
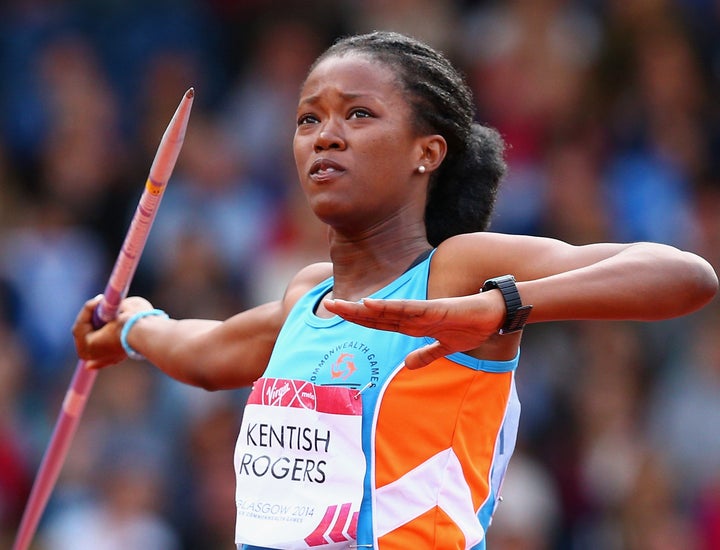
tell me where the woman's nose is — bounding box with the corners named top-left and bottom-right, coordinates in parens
top-left (314, 123), bottom-right (345, 152)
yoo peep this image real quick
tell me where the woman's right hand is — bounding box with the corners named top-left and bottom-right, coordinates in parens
top-left (72, 295), bottom-right (154, 370)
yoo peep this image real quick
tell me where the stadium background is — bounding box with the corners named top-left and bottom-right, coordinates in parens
top-left (0, 1), bottom-right (719, 548)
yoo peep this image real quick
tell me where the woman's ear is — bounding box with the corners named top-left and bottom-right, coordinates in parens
top-left (418, 134), bottom-right (447, 174)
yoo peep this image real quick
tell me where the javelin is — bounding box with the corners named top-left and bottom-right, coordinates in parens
top-left (12, 87), bottom-right (195, 550)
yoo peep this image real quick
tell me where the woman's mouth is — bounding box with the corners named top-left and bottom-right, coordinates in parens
top-left (310, 158), bottom-right (346, 181)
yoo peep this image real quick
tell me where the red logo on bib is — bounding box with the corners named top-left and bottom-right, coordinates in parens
top-left (261, 379), bottom-right (317, 410)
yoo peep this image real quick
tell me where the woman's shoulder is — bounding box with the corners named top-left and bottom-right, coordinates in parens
top-left (433, 231), bottom-right (518, 268)
top-left (434, 231), bottom-right (559, 265)
top-left (429, 232), bottom-right (535, 298)
top-left (281, 262), bottom-right (333, 311)
top-left (436, 231), bottom-right (528, 251)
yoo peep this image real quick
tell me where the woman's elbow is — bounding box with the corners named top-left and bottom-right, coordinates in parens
top-left (685, 254), bottom-right (719, 311)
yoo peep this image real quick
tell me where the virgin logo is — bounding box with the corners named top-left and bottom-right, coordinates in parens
top-left (261, 379), bottom-right (317, 410)
top-left (264, 382), bottom-right (291, 405)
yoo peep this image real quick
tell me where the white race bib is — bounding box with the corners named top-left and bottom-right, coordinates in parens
top-left (234, 378), bottom-right (365, 549)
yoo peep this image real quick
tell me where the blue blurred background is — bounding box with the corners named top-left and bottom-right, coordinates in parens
top-left (1, 1), bottom-right (719, 548)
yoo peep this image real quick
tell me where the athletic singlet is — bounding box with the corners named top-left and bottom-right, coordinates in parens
top-left (237, 250), bottom-right (521, 549)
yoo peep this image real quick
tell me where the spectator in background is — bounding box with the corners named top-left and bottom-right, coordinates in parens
top-left (600, 10), bottom-right (704, 249)
top-left (647, 309), bottom-right (720, 509)
top-left (0, 325), bottom-right (32, 547)
top-left (141, 113), bottom-right (279, 313)
top-left (0, 198), bottom-right (106, 390)
top-left (218, 19), bottom-right (326, 199)
top-left (486, 452), bottom-right (561, 550)
top-left (460, 0), bottom-right (602, 236)
top-left (39, 362), bottom-right (181, 550)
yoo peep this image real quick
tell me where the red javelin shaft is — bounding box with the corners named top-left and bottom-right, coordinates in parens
top-left (12, 88), bottom-right (195, 550)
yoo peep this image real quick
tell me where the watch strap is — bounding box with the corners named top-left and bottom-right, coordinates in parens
top-left (481, 275), bottom-right (533, 334)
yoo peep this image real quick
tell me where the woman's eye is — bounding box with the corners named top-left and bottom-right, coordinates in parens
top-left (297, 114), bottom-right (319, 125)
top-left (349, 109), bottom-right (372, 119)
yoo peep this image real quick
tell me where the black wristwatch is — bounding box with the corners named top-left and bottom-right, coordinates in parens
top-left (481, 275), bottom-right (533, 334)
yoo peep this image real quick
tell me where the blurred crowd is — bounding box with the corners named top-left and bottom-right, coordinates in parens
top-left (0, 1), bottom-right (719, 549)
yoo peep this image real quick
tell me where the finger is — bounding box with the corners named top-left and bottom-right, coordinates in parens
top-left (119, 296), bottom-right (154, 316)
top-left (83, 355), bottom-right (115, 370)
top-left (83, 358), bottom-right (103, 370)
top-left (325, 309), bottom-right (434, 335)
top-left (323, 300), bottom-right (395, 327)
top-left (83, 353), bottom-right (126, 371)
top-left (351, 298), bottom-right (430, 318)
top-left (325, 298), bottom-right (428, 321)
top-left (75, 294), bottom-right (104, 325)
top-left (404, 341), bottom-right (452, 370)
top-left (85, 359), bottom-right (119, 371)
top-left (323, 298), bottom-right (387, 317)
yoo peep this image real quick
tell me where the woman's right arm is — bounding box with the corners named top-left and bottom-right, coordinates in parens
top-left (73, 262), bottom-right (333, 391)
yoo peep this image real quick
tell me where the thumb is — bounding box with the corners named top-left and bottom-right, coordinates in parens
top-left (83, 356), bottom-right (122, 371)
top-left (83, 358), bottom-right (104, 371)
top-left (404, 341), bottom-right (451, 370)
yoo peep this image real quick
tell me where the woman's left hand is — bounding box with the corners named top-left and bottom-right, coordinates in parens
top-left (323, 293), bottom-right (507, 369)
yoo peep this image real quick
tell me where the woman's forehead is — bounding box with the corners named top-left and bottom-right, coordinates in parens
top-left (300, 53), bottom-right (399, 100)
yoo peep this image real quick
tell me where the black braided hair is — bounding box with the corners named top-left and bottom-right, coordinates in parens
top-left (309, 31), bottom-right (507, 246)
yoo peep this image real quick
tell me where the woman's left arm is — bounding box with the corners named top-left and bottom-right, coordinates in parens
top-left (324, 235), bottom-right (717, 368)
top-left (506, 239), bottom-right (718, 323)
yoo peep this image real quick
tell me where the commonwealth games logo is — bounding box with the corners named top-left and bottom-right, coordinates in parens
top-left (330, 353), bottom-right (357, 380)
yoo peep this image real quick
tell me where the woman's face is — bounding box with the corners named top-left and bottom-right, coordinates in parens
top-left (293, 53), bottom-right (428, 230)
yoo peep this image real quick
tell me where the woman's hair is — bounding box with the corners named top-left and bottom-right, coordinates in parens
top-left (309, 31), bottom-right (507, 246)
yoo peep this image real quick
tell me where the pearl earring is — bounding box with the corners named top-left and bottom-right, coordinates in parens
top-left (418, 165), bottom-right (426, 174)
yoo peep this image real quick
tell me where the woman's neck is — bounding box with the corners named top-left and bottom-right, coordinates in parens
top-left (327, 228), bottom-right (431, 302)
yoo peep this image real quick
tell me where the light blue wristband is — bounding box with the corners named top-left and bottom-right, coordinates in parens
top-left (120, 309), bottom-right (169, 361)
